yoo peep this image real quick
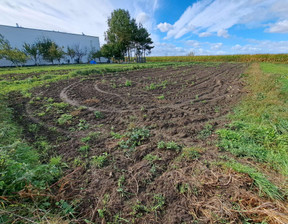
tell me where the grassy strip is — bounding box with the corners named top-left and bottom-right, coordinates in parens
top-left (0, 61), bottom-right (193, 76)
top-left (217, 63), bottom-right (288, 195)
top-left (147, 54), bottom-right (288, 63)
top-left (223, 160), bottom-right (283, 200)
top-left (0, 96), bottom-right (62, 195)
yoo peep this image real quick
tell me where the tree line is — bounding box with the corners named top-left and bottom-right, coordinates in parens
top-left (0, 9), bottom-right (154, 66)
top-left (0, 34), bottom-right (91, 66)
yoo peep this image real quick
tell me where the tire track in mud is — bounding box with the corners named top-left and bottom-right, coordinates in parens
top-left (58, 63), bottom-right (245, 127)
top-left (26, 63), bottom-right (247, 142)
top-left (60, 81), bottom-right (129, 113)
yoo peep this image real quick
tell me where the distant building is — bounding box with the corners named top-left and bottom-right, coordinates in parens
top-left (0, 24), bottom-right (100, 66)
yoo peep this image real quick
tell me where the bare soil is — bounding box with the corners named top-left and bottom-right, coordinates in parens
top-left (10, 63), bottom-right (285, 223)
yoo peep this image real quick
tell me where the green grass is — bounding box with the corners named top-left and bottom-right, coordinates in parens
top-left (223, 160), bottom-right (283, 200)
top-left (217, 63), bottom-right (288, 192)
top-left (0, 97), bottom-right (62, 195)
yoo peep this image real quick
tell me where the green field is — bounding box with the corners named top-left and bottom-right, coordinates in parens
top-left (147, 54), bottom-right (288, 63)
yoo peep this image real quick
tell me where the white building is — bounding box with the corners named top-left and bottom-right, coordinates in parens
top-left (0, 24), bottom-right (100, 66)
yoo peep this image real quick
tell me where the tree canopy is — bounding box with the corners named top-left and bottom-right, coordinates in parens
top-left (101, 9), bottom-right (154, 62)
top-left (23, 42), bottom-right (39, 65)
top-left (0, 34), bottom-right (27, 66)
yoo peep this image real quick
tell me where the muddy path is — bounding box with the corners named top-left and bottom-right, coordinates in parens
top-left (12, 62), bottom-right (280, 223)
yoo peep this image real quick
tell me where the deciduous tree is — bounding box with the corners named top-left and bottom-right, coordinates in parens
top-left (101, 9), bottom-right (154, 63)
top-left (73, 44), bottom-right (87, 63)
top-left (66, 46), bottom-right (76, 63)
top-left (23, 42), bottom-right (39, 65)
top-left (0, 34), bottom-right (27, 66)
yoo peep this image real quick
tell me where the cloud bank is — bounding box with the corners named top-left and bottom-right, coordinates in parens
top-left (158, 0), bottom-right (288, 39)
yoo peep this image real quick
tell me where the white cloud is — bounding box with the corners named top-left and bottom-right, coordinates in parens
top-left (217, 29), bottom-right (229, 38)
top-left (186, 40), bottom-right (201, 48)
top-left (136, 12), bottom-right (150, 24)
top-left (232, 40), bottom-right (288, 54)
top-left (0, 0), bottom-right (114, 45)
top-left (198, 32), bottom-right (212, 37)
top-left (271, 0), bottom-right (288, 18)
top-left (211, 43), bottom-right (223, 50)
top-left (0, 0), bottom-right (161, 46)
top-left (157, 22), bottom-right (173, 32)
top-left (232, 44), bottom-right (242, 51)
top-left (266, 20), bottom-right (288, 33)
top-left (161, 0), bottom-right (288, 39)
top-left (150, 42), bottom-right (189, 56)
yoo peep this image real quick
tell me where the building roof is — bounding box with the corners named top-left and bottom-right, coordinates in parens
top-left (0, 24), bottom-right (99, 39)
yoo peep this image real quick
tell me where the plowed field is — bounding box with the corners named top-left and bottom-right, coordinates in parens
top-left (11, 62), bottom-right (272, 223)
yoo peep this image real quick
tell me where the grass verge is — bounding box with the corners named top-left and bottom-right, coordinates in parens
top-left (217, 63), bottom-right (288, 196)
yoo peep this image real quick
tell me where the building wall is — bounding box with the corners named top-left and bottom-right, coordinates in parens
top-left (0, 25), bottom-right (100, 66)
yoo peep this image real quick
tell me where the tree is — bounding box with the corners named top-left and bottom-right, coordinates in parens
top-left (36, 38), bottom-right (64, 64)
top-left (66, 46), bottom-right (76, 63)
top-left (134, 24), bottom-right (154, 62)
top-left (88, 47), bottom-right (102, 62)
top-left (102, 9), bottom-right (154, 63)
top-left (36, 37), bottom-right (54, 63)
top-left (0, 34), bottom-right (9, 59)
top-left (55, 47), bottom-right (65, 64)
top-left (101, 43), bottom-right (114, 61)
top-left (104, 9), bottom-right (133, 60)
top-left (73, 44), bottom-right (87, 63)
top-left (0, 34), bottom-right (27, 66)
top-left (4, 48), bottom-right (28, 66)
top-left (48, 43), bottom-right (65, 64)
top-left (187, 51), bottom-right (195, 56)
top-left (94, 50), bottom-right (103, 62)
top-left (23, 42), bottom-right (39, 65)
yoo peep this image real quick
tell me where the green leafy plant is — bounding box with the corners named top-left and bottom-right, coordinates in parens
top-left (94, 110), bottom-right (104, 119)
top-left (91, 152), bottom-right (109, 168)
top-left (78, 119), bottom-right (89, 130)
top-left (125, 80), bottom-right (132, 86)
top-left (157, 95), bottom-right (165, 100)
top-left (144, 154), bottom-right (161, 163)
top-left (145, 83), bottom-right (156, 90)
top-left (81, 136), bottom-right (91, 143)
top-left (110, 131), bottom-right (124, 139)
top-left (78, 145), bottom-right (90, 153)
top-left (118, 127), bottom-right (150, 150)
top-left (55, 199), bottom-right (75, 217)
top-left (57, 114), bottom-right (73, 125)
top-left (151, 194), bottom-right (165, 212)
top-left (198, 123), bottom-right (213, 139)
top-left (157, 141), bottom-right (181, 152)
top-left (117, 175), bottom-right (129, 197)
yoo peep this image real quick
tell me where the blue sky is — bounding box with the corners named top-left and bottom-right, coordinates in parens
top-left (1, 0), bottom-right (288, 56)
